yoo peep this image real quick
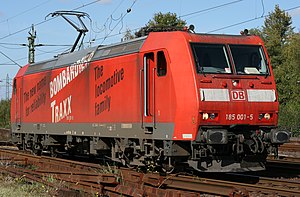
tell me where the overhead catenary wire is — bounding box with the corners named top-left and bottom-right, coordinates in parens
top-left (3, 4), bottom-right (300, 66)
top-left (0, 51), bottom-right (22, 68)
top-left (0, 0), bottom-right (52, 24)
top-left (1, 1), bottom-right (299, 66)
top-left (0, 0), bottom-right (258, 57)
top-left (100, 0), bottom-right (138, 45)
top-left (91, 0), bottom-right (125, 34)
top-left (207, 5), bottom-right (300, 33)
top-left (0, 0), bottom-right (104, 66)
top-left (260, 0), bottom-right (265, 17)
top-left (0, 46), bottom-right (24, 50)
top-left (0, 0), bottom-right (104, 41)
top-left (179, 0), bottom-right (245, 18)
top-left (0, 45), bottom-right (72, 66)
top-left (0, 42), bottom-right (73, 47)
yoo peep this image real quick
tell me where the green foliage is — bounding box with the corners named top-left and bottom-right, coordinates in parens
top-left (251, 5), bottom-right (299, 133)
top-left (278, 100), bottom-right (300, 133)
top-left (146, 12), bottom-right (186, 28)
top-left (135, 12), bottom-right (186, 37)
top-left (274, 33), bottom-right (300, 133)
top-left (0, 99), bottom-right (11, 129)
top-left (262, 5), bottom-right (294, 68)
top-left (249, 27), bottom-right (263, 38)
top-left (274, 34), bottom-right (300, 103)
top-left (258, 5), bottom-right (299, 133)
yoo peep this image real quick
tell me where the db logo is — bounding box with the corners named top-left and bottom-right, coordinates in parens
top-left (231, 90), bottom-right (246, 101)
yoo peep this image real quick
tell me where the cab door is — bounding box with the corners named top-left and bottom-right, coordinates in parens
top-left (142, 52), bottom-right (155, 131)
top-left (13, 78), bottom-right (22, 128)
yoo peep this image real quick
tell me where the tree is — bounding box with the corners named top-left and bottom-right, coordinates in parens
top-left (262, 5), bottom-right (294, 68)
top-left (250, 5), bottom-right (299, 134)
top-left (0, 99), bottom-right (11, 129)
top-left (274, 33), bottom-right (300, 133)
top-left (135, 12), bottom-right (187, 37)
top-left (249, 27), bottom-right (263, 38)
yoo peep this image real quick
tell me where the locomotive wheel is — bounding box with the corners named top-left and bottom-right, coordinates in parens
top-left (120, 151), bottom-right (134, 169)
top-left (50, 147), bottom-right (58, 157)
top-left (32, 144), bottom-right (42, 156)
top-left (161, 157), bottom-right (175, 174)
top-left (121, 158), bottom-right (134, 169)
top-left (162, 163), bottom-right (174, 174)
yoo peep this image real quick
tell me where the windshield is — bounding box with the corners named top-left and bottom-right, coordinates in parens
top-left (191, 44), bottom-right (231, 74)
top-left (230, 45), bottom-right (269, 75)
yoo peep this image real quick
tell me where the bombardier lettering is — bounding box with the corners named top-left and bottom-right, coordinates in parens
top-left (48, 52), bottom-right (95, 123)
top-left (49, 51), bottom-right (94, 98)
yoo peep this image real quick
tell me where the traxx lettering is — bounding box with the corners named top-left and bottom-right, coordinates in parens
top-left (51, 95), bottom-right (72, 123)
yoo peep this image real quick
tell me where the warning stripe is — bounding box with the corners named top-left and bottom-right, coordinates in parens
top-left (247, 89), bottom-right (276, 102)
top-left (200, 89), bottom-right (276, 102)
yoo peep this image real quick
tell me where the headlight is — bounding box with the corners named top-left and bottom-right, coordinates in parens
top-left (202, 113), bottom-right (209, 120)
top-left (264, 113), bottom-right (271, 120)
top-left (258, 113), bottom-right (272, 121)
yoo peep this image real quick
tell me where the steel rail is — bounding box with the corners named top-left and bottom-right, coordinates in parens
top-left (161, 175), bottom-right (300, 197)
top-left (1, 148), bottom-right (299, 196)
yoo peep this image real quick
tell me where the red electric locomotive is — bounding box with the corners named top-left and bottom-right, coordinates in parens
top-left (11, 30), bottom-right (290, 172)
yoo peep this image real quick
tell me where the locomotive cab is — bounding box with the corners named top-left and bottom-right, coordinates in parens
top-left (186, 33), bottom-right (290, 171)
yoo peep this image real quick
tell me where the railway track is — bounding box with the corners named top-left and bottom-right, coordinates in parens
top-left (279, 140), bottom-right (300, 152)
top-left (0, 148), bottom-right (299, 196)
top-left (268, 155), bottom-right (300, 164)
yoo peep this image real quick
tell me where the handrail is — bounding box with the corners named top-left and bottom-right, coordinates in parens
top-left (140, 69), bottom-right (144, 129)
top-left (152, 67), bottom-right (156, 129)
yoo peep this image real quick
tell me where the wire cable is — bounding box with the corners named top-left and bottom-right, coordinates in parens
top-left (0, 0), bottom-right (103, 41)
top-left (179, 0), bottom-right (245, 18)
top-left (207, 5), bottom-right (300, 33)
top-left (91, 0), bottom-right (125, 34)
top-left (0, 51), bottom-right (22, 68)
top-left (0, 0), bottom-right (51, 24)
top-left (100, 0), bottom-right (138, 44)
top-left (261, 0), bottom-right (265, 17)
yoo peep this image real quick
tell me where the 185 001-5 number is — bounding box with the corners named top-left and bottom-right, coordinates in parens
top-left (225, 113), bottom-right (253, 121)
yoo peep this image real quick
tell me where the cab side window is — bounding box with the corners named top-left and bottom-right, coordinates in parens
top-left (157, 51), bottom-right (167, 76)
top-left (13, 79), bottom-right (16, 94)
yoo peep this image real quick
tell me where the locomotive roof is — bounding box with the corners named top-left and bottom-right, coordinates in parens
top-left (25, 36), bottom-right (147, 75)
top-left (24, 31), bottom-right (262, 75)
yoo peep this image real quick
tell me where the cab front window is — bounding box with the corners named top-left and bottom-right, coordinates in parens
top-left (191, 44), bottom-right (231, 74)
top-left (230, 45), bottom-right (269, 75)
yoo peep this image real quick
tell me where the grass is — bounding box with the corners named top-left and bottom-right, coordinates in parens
top-left (0, 173), bottom-right (56, 197)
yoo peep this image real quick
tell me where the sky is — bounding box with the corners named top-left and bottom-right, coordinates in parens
top-left (0, 0), bottom-right (300, 100)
